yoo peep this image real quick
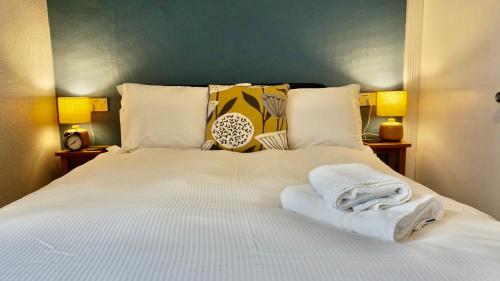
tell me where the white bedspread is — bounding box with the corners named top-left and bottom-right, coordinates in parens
top-left (1, 146), bottom-right (499, 281)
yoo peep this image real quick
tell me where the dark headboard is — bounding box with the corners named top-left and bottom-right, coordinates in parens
top-left (280, 83), bottom-right (326, 89)
top-left (188, 83), bottom-right (327, 89)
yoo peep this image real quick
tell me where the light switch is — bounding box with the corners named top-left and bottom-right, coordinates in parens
top-left (90, 98), bottom-right (108, 112)
top-left (359, 93), bottom-right (377, 106)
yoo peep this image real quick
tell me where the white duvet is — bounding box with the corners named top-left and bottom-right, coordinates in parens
top-left (1, 146), bottom-right (499, 281)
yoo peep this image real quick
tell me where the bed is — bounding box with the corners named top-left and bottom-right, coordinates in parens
top-left (1, 146), bottom-right (500, 280)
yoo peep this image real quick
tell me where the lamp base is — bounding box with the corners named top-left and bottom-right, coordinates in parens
top-left (379, 118), bottom-right (403, 142)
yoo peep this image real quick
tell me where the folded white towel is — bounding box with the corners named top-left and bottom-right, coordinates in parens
top-left (281, 185), bottom-right (444, 241)
top-left (309, 164), bottom-right (412, 211)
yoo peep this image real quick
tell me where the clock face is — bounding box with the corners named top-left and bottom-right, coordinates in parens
top-left (66, 134), bottom-right (83, 151)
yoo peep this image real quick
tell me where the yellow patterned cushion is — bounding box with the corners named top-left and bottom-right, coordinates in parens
top-left (203, 84), bottom-right (289, 152)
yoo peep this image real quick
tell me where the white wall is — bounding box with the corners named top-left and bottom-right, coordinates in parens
top-left (417, 0), bottom-right (500, 219)
top-left (0, 0), bottom-right (60, 206)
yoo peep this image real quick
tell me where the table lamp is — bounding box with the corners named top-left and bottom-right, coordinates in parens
top-left (376, 91), bottom-right (407, 142)
top-left (57, 97), bottom-right (91, 150)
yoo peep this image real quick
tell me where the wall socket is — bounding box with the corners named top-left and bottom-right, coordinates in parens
top-left (90, 98), bottom-right (108, 112)
top-left (359, 93), bottom-right (376, 106)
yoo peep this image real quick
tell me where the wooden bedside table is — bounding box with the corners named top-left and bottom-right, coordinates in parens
top-left (363, 141), bottom-right (411, 175)
top-left (55, 146), bottom-right (109, 175)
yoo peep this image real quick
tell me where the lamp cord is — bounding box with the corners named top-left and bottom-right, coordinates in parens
top-left (362, 103), bottom-right (379, 140)
top-left (89, 122), bottom-right (96, 144)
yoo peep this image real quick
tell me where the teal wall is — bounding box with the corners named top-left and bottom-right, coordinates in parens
top-left (47, 0), bottom-right (407, 145)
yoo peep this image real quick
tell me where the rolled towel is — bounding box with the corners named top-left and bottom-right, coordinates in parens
top-left (281, 185), bottom-right (444, 241)
top-left (309, 164), bottom-right (412, 211)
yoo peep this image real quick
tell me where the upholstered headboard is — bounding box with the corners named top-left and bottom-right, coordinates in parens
top-left (187, 83), bottom-right (326, 89)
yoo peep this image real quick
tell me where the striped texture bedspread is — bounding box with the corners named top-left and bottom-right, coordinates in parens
top-left (1, 146), bottom-right (499, 280)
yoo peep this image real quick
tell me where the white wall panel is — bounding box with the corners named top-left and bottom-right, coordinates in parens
top-left (0, 0), bottom-right (60, 206)
top-left (417, 0), bottom-right (500, 219)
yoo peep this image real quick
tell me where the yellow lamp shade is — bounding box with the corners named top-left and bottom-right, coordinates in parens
top-left (376, 91), bottom-right (408, 117)
top-left (57, 97), bottom-right (91, 124)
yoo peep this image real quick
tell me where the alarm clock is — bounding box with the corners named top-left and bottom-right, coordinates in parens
top-left (63, 126), bottom-right (90, 151)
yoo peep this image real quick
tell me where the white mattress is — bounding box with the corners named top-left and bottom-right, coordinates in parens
top-left (1, 146), bottom-right (499, 281)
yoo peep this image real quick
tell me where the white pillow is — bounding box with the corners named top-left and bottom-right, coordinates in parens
top-left (117, 83), bottom-right (208, 150)
top-left (286, 84), bottom-right (363, 150)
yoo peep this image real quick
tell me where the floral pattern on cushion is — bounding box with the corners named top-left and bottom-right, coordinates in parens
top-left (204, 84), bottom-right (290, 152)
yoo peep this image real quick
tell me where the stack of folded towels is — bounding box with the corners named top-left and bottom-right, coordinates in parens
top-left (281, 164), bottom-right (444, 241)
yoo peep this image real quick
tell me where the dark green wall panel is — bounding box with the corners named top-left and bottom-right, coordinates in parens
top-left (47, 0), bottom-right (406, 145)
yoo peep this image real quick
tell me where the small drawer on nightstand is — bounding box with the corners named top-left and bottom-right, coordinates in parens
top-left (55, 146), bottom-right (109, 175)
top-left (363, 141), bottom-right (411, 175)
